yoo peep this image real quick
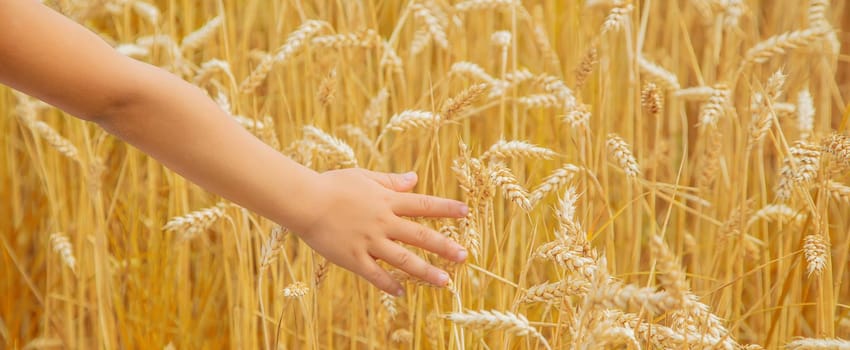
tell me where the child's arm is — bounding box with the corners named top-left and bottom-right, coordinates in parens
top-left (0, 0), bottom-right (467, 296)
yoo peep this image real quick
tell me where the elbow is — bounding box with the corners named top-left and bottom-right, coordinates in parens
top-left (82, 61), bottom-right (150, 126)
top-left (85, 86), bottom-right (143, 126)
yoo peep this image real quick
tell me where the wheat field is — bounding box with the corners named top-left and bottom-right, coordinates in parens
top-left (2, 0), bottom-right (850, 349)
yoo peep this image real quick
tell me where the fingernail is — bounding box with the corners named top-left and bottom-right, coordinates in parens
top-left (437, 272), bottom-right (450, 285)
top-left (459, 204), bottom-right (469, 216)
top-left (395, 288), bottom-right (405, 297)
top-left (403, 172), bottom-right (417, 182)
top-left (456, 249), bottom-right (468, 262)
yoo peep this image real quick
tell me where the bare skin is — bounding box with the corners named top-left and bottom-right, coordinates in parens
top-left (0, 0), bottom-right (468, 296)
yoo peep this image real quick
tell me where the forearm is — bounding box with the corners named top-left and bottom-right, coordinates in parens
top-left (99, 61), bottom-right (320, 230)
top-left (0, 0), bottom-right (320, 230)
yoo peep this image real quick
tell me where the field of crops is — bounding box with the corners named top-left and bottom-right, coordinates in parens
top-left (2, 0), bottom-right (850, 348)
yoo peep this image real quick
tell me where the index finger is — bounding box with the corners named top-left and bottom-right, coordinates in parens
top-left (391, 193), bottom-right (468, 218)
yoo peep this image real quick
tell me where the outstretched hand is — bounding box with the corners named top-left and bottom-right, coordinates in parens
top-left (294, 169), bottom-right (469, 296)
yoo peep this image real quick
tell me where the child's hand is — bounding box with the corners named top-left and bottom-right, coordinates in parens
top-left (295, 168), bottom-right (469, 296)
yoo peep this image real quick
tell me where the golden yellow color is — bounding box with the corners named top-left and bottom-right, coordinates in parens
top-left (2, 0), bottom-right (849, 348)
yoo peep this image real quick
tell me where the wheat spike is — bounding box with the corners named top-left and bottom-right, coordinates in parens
top-left (536, 74), bottom-right (578, 109)
top-left (797, 89), bottom-right (815, 140)
top-left (521, 277), bottom-right (590, 304)
top-left (535, 240), bottom-right (598, 279)
top-left (490, 30), bottom-right (512, 48)
top-left (259, 226), bottom-right (287, 273)
top-left (445, 310), bottom-right (551, 350)
top-left (450, 61), bottom-right (498, 84)
top-left (606, 134), bottom-right (640, 178)
top-left (239, 20), bottom-right (327, 93)
top-left (532, 8), bottom-right (561, 71)
top-left (516, 94), bottom-right (560, 108)
top-left (410, 28), bottom-right (432, 55)
top-left (316, 67), bottom-right (337, 107)
top-left (804, 234), bottom-right (828, 277)
top-left (49, 233), bottom-right (77, 274)
top-left (698, 84), bottom-right (731, 127)
top-left (674, 86), bottom-right (716, 100)
top-left (379, 110), bottom-right (441, 139)
top-left (744, 26), bottom-right (831, 65)
top-left (530, 164), bottom-right (581, 205)
top-left (313, 258), bottom-right (330, 287)
top-left (749, 70), bottom-right (788, 148)
top-left (14, 97), bottom-right (81, 162)
top-left (563, 104), bottom-right (592, 129)
top-left (389, 329), bottom-right (413, 344)
top-left (482, 140), bottom-right (557, 161)
top-left (601, 4), bottom-right (633, 34)
top-left (163, 202), bottom-right (229, 241)
top-left (363, 88), bottom-right (389, 129)
top-left (807, 0), bottom-right (841, 56)
top-left (823, 133), bottom-right (850, 168)
top-left (775, 141), bottom-right (821, 201)
top-left (339, 124), bottom-right (380, 161)
top-left (441, 84), bottom-right (488, 121)
top-left (193, 59), bottom-right (235, 87)
top-left (786, 337), bottom-right (850, 349)
top-left (116, 43), bottom-right (150, 58)
top-left (574, 45), bottom-right (598, 89)
top-left (747, 204), bottom-right (802, 227)
top-left (413, 4), bottom-right (448, 49)
top-left (638, 55), bottom-right (680, 90)
top-left (488, 163), bottom-right (532, 211)
top-left (181, 16), bottom-right (223, 52)
top-left (381, 292), bottom-right (398, 319)
top-left (310, 29), bottom-right (379, 49)
top-left (641, 82), bottom-right (663, 116)
top-left (128, 1), bottom-right (160, 24)
top-left (303, 126), bottom-right (358, 168)
top-left (454, 0), bottom-right (531, 21)
top-left (281, 281), bottom-right (309, 298)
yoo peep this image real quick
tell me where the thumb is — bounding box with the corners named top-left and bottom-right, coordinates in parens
top-left (363, 170), bottom-right (418, 192)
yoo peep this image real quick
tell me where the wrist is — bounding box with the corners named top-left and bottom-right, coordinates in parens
top-left (275, 165), bottom-right (327, 236)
